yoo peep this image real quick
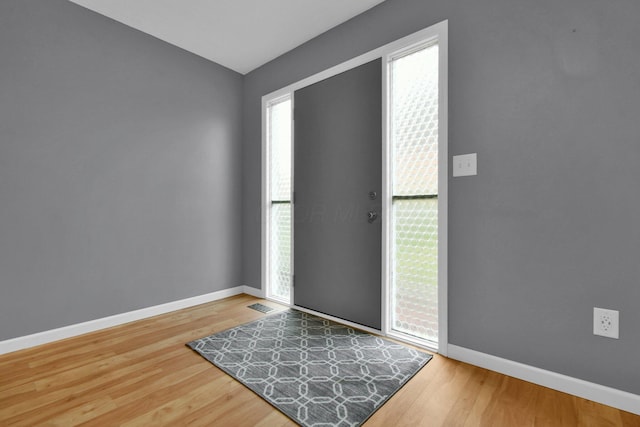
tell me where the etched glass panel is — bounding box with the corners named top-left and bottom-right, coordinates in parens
top-left (270, 99), bottom-right (292, 201)
top-left (270, 203), bottom-right (291, 302)
top-left (392, 44), bottom-right (438, 196)
top-left (392, 199), bottom-right (438, 341)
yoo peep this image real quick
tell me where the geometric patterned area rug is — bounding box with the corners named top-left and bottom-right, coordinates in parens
top-left (187, 309), bottom-right (432, 427)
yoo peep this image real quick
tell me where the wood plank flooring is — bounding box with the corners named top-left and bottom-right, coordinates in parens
top-left (1, 294), bottom-right (638, 426)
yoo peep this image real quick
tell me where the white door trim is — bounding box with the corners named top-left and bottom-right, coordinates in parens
top-left (261, 20), bottom-right (449, 354)
top-left (382, 22), bottom-right (448, 355)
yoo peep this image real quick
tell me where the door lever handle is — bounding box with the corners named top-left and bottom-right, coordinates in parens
top-left (367, 210), bottom-right (378, 223)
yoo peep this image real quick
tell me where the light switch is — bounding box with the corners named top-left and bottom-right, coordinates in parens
top-left (452, 153), bottom-right (477, 177)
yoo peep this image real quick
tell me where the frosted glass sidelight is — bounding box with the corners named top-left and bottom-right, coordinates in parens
top-left (390, 43), bottom-right (439, 344)
top-left (268, 97), bottom-right (292, 303)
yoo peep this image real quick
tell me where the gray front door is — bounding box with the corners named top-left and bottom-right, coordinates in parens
top-left (293, 59), bottom-right (382, 329)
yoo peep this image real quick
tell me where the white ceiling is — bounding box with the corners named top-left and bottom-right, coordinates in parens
top-left (68, 0), bottom-right (386, 74)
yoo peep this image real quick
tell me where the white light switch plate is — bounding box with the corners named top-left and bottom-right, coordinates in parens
top-left (453, 153), bottom-right (477, 177)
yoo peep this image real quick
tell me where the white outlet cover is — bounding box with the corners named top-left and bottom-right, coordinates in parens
top-left (452, 153), bottom-right (477, 177)
top-left (593, 307), bottom-right (619, 339)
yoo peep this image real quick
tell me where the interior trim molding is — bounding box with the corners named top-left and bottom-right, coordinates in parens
top-left (447, 344), bottom-right (640, 416)
top-left (262, 21), bottom-right (450, 354)
top-left (242, 285), bottom-right (266, 298)
top-left (0, 286), bottom-right (258, 355)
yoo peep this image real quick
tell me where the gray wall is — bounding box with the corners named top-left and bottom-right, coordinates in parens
top-left (0, 0), bottom-right (243, 340)
top-left (242, 0), bottom-right (640, 394)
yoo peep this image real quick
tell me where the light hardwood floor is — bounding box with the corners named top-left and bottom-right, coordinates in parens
top-left (1, 294), bottom-right (638, 426)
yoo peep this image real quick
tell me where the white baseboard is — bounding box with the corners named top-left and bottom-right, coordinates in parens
top-left (9, 291), bottom-right (635, 416)
top-left (0, 286), bottom-right (263, 356)
top-left (242, 285), bottom-right (265, 298)
top-left (447, 344), bottom-right (640, 416)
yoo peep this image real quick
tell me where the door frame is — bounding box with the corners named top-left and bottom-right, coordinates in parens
top-left (261, 20), bottom-right (449, 355)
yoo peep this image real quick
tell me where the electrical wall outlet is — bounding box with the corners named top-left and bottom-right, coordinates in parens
top-left (593, 307), bottom-right (619, 339)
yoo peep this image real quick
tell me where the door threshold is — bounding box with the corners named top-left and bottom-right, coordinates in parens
top-left (291, 305), bottom-right (383, 336)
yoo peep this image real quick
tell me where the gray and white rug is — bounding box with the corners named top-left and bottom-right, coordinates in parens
top-left (187, 309), bottom-right (432, 427)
